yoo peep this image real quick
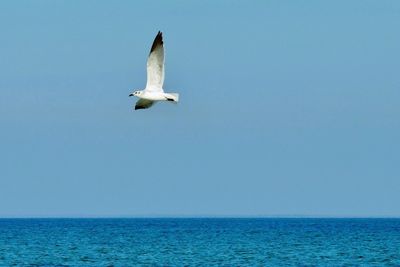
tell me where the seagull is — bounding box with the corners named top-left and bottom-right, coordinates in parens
top-left (129, 31), bottom-right (179, 110)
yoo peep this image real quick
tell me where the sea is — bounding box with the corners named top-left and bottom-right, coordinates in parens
top-left (0, 218), bottom-right (399, 266)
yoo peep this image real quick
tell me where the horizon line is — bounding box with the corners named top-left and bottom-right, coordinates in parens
top-left (1, 215), bottom-right (400, 219)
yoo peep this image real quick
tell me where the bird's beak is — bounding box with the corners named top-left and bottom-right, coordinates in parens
top-left (129, 93), bottom-right (134, 97)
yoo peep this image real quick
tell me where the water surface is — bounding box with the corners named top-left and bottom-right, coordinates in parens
top-left (0, 218), bottom-right (399, 265)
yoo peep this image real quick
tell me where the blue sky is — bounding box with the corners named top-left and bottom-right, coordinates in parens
top-left (0, 0), bottom-right (399, 217)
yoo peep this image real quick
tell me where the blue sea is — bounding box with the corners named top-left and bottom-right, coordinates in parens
top-left (0, 218), bottom-right (399, 266)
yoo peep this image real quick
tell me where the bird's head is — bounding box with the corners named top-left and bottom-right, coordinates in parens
top-left (129, 90), bottom-right (142, 97)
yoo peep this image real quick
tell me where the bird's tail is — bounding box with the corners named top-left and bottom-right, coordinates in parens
top-left (168, 93), bottom-right (179, 102)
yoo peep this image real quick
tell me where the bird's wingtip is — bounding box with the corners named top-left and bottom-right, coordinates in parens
top-left (150, 31), bottom-right (164, 52)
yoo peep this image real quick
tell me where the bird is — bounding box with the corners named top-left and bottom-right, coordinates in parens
top-left (129, 31), bottom-right (179, 110)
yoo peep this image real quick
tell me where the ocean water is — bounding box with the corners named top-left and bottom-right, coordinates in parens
top-left (0, 218), bottom-right (399, 266)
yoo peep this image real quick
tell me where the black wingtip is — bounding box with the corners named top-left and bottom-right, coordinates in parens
top-left (150, 31), bottom-right (163, 53)
top-left (135, 105), bottom-right (148, 110)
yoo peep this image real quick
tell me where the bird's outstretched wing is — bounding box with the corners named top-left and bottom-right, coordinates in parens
top-left (135, 99), bottom-right (155, 110)
top-left (145, 31), bottom-right (164, 91)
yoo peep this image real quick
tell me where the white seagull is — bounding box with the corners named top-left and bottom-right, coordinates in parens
top-left (129, 31), bottom-right (179, 110)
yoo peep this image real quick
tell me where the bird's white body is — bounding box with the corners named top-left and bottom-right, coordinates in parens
top-left (138, 91), bottom-right (179, 101)
top-left (129, 31), bottom-right (179, 110)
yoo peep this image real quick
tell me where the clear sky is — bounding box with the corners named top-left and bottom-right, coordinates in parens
top-left (0, 0), bottom-right (399, 217)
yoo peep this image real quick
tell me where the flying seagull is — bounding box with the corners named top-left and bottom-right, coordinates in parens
top-left (129, 31), bottom-right (179, 110)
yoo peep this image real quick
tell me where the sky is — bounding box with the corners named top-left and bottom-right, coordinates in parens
top-left (0, 0), bottom-right (399, 217)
